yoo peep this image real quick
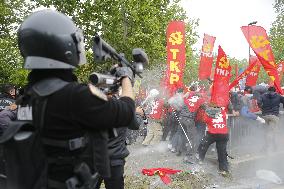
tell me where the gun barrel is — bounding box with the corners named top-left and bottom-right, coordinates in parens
top-left (89, 72), bottom-right (118, 87)
top-left (94, 36), bottom-right (118, 58)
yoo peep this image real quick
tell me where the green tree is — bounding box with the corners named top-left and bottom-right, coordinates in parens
top-left (270, 0), bottom-right (284, 62)
top-left (35, 0), bottom-right (198, 82)
top-left (269, 0), bottom-right (284, 84)
top-left (0, 0), bottom-right (32, 87)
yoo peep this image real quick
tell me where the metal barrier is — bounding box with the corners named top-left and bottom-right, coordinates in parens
top-left (227, 112), bottom-right (284, 154)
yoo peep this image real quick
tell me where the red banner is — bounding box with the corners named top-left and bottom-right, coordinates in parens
top-left (241, 26), bottom-right (283, 94)
top-left (165, 21), bottom-right (186, 95)
top-left (246, 56), bottom-right (261, 87)
top-left (229, 59), bottom-right (257, 89)
top-left (211, 46), bottom-right (231, 107)
top-left (198, 34), bottom-right (216, 80)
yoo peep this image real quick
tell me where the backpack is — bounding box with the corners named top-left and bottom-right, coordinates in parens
top-left (0, 78), bottom-right (111, 189)
top-left (0, 121), bottom-right (47, 189)
top-left (0, 78), bottom-right (69, 189)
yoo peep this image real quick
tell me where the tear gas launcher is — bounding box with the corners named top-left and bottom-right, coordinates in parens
top-left (89, 35), bottom-right (149, 93)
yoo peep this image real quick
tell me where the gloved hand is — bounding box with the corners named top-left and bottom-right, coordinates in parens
top-left (115, 67), bottom-right (134, 85)
top-left (256, 116), bottom-right (265, 124)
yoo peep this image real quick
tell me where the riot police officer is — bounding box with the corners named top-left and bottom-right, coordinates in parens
top-left (15, 9), bottom-right (137, 189)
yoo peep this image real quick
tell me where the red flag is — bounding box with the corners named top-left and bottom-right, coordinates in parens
top-left (211, 46), bottom-right (231, 106)
top-left (229, 59), bottom-right (258, 89)
top-left (198, 34), bottom-right (216, 80)
top-left (165, 21), bottom-right (186, 95)
top-left (142, 168), bottom-right (181, 185)
top-left (246, 56), bottom-right (261, 87)
top-left (241, 26), bottom-right (283, 94)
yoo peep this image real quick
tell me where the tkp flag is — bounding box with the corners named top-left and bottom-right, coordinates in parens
top-left (165, 21), bottom-right (186, 95)
top-left (241, 25), bottom-right (283, 94)
top-left (211, 46), bottom-right (231, 107)
top-left (198, 34), bottom-right (216, 80)
top-left (246, 56), bottom-right (261, 87)
top-left (229, 60), bottom-right (258, 89)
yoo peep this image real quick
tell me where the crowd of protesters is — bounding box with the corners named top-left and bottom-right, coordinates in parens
top-left (2, 8), bottom-right (282, 189)
top-left (127, 83), bottom-right (284, 177)
top-left (1, 81), bottom-right (283, 179)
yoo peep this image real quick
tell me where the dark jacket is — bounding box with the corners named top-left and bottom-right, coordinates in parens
top-left (258, 91), bottom-right (284, 116)
top-left (230, 92), bottom-right (242, 111)
top-left (0, 109), bottom-right (17, 135)
top-left (25, 70), bottom-right (136, 182)
top-left (0, 94), bottom-right (15, 111)
top-left (107, 113), bottom-right (143, 166)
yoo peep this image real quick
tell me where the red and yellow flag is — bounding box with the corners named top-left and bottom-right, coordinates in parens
top-left (241, 26), bottom-right (283, 94)
top-left (142, 168), bottom-right (181, 185)
top-left (198, 34), bottom-right (216, 80)
top-left (229, 58), bottom-right (258, 89)
top-left (165, 21), bottom-right (186, 95)
top-left (211, 46), bottom-right (231, 107)
top-left (246, 56), bottom-right (261, 87)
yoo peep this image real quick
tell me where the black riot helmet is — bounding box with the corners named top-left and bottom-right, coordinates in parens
top-left (18, 9), bottom-right (86, 69)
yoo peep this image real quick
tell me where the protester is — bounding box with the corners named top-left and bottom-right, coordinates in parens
top-left (142, 94), bottom-right (165, 146)
top-left (257, 86), bottom-right (284, 152)
top-left (240, 86), bottom-right (265, 123)
top-left (197, 104), bottom-right (230, 177)
top-left (2, 9), bottom-right (140, 189)
top-left (161, 106), bottom-right (177, 141)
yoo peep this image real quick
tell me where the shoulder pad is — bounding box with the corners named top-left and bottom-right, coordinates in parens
top-left (33, 78), bottom-right (69, 97)
top-left (88, 84), bottom-right (108, 101)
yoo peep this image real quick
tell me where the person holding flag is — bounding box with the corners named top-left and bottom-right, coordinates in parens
top-left (197, 104), bottom-right (230, 177)
top-left (142, 92), bottom-right (165, 146)
top-left (197, 46), bottom-right (232, 177)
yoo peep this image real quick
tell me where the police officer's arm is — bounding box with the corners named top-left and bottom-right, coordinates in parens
top-left (72, 84), bottom-right (136, 130)
top-left (121, 77), bottom-right (134, 100)
top-left (128, 106), bottom-right (144, 130)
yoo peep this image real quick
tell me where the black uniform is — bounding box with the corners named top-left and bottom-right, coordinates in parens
top-left (27, 71), bottom-right (136, 185)
top-left (8, 9), bottom-right (139, 189)
top-left (95, 127), bottom-right (129, 189)
top-left (95, 92), bottom-right (143, 189)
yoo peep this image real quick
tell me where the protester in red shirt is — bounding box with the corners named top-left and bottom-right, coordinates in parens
top-left (142, 95), bottom-right (165, 146)
top-left (197, 104), bottom-right (230, 177)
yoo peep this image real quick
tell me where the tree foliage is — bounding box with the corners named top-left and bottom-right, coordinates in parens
top-left (35, 0), bottom-right (199, 82)
top-left (1, 0), bottom-right (279, 88)
top-left (0, 0), bottom-right (32, 87)
top-left (270, 0), bottom-right (284, 62)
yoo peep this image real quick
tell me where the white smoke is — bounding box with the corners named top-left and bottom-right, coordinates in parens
top-left (168, 93), bottom-right (184, 110)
